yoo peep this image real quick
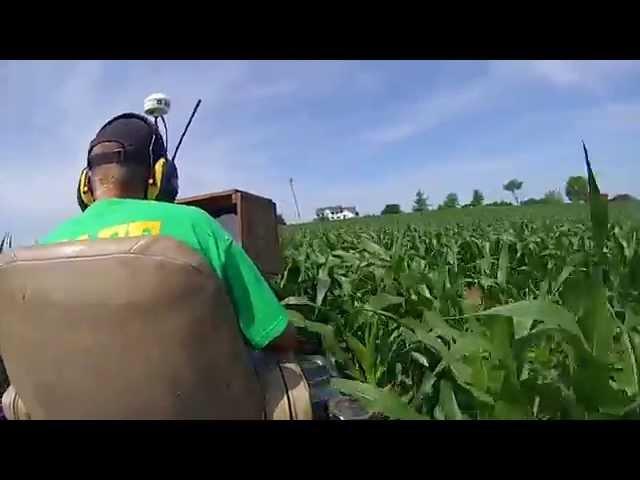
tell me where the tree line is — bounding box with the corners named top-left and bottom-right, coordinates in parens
top-left (381, 175), bottom-right (592, 215)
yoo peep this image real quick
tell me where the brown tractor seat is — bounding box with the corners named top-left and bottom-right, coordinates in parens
top-left (0, 236), bottom-right (311, 420)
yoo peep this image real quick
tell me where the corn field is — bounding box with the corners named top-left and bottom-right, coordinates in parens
top-left (277, 148), bottom-right (640, 419)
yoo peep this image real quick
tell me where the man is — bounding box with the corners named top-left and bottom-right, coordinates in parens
top-left (40, 114), bottom-right (297, 354)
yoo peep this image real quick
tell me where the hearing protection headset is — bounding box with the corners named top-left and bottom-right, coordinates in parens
top-left (76, 113), bottom-right (179, 211)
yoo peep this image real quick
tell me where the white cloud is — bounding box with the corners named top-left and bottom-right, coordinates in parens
top-left (362, 61), bottom-right (640, 148)
top-left (237, 80), bottom-right (297, 101)
top-left (361, 79), bottom-right (495, 145)
top-left (489, 60), bottom-right (640, 93)
top-left (528, 61), bottom-right (588, 88)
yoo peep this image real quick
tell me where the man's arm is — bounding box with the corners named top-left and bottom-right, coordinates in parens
top-left (194, 210), bottom-right (299, 353)
top-left (264, 322), bottom-right (299, 354)
top-left (222, 240), bottom-right (299, 352)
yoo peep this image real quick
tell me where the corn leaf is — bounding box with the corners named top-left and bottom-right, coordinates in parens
top-left (473, 300), bottom-right (587, 347)
top-left (582, 141), bottom-right (608, 259)
top-left (331, 378), bottom-right (429, 420)
top-left (315, 264), bottom-right (331, 307)
top-left (438, 379), bottom-right (464, 420)
top-left (497, 242), bottom-right (509, 287)
top-left (366, 293), bottom-right (404, 311)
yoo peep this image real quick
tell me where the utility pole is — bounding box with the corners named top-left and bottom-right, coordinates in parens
top-left (289, 177), bottom-right (302, 221)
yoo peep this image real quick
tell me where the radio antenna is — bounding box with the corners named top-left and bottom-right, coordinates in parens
top-left (172, 99), bottom-right (202, 163)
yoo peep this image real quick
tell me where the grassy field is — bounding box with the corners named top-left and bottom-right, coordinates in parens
top-left (276, 200), bottom-right (640, 419)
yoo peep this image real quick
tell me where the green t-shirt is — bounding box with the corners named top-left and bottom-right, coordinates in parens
top-left (39, 198), bottom-right (288, 349)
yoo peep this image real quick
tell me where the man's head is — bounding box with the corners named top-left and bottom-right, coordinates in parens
top-left (88, 142), bottom-right (150, 200)
top-left (87, 114), bottom-right (166, 202)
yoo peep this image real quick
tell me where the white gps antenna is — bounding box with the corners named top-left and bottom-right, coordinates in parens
top-left (143, 92), bottom-right (202, 164)
top-left (144, 93), bottom-right (171, 117)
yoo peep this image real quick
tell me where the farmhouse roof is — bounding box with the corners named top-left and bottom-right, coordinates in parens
top-left (315, 205), bottom-right (359, 215)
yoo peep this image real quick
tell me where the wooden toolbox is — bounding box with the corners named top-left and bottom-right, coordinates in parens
top-left (177, 190), bottom-right (282, 278)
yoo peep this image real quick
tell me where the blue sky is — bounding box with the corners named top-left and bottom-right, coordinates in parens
top-left (2, 60), bottom-right (640, 244)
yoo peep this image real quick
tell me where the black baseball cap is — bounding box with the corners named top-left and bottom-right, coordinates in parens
top-left (87, 113), bottom-right (166, 169)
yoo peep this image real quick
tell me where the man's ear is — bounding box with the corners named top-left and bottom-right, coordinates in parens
top-left (78, 168), bottom-right (95, 208)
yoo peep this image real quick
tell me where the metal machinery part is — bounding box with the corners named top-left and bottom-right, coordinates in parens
top-left (295, 355), bottom-right (371, 420)
top-left (2, 385), bottom-right (30, 420)
top-left (1, 355), bottom-right (372, 421)
top-left (143, 93), bottom-right (171, 118)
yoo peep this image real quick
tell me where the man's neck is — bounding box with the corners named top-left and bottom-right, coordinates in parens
top-left (94, 191), bottom-right (145, 201)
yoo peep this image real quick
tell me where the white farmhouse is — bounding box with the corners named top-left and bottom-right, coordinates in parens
top-left (315, 206), bottom-right (359, 221)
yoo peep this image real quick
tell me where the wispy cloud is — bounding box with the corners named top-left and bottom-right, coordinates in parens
top-left (489, 60), bottom-right (640, 93)
top-left (362, 61), bottom-right (640, 147)
top-left (361, 79), bottom-right (494, 144)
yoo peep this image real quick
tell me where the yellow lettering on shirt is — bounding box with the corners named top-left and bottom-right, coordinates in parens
top-left (94, 221), bottom-right (162, 240)
top-left (97, 224), bottom-right (129, 239)
top-left (127, 221), bottom-right (161, 237)
top-left (75, 234), bottom-right (90, 241)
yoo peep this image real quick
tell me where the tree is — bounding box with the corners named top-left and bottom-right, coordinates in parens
top-left (543, 189), bottom-right (564, 204)
top-left (412, 190), bottom-right (429, 212)
top-left (486, 200), bottom-right (513, 207)
top-left (276, 214), bottom-right (287, 226)
top-left (503, 179), bottom-right (523, 205)
top-left (470, 189), bottom-right (484, 207)
top-left (565, 176), bottom-right (588, 203)
top-left (442, 193), bottom-right (459, 209)
top-left (381, 204), bottom-right (402, 215)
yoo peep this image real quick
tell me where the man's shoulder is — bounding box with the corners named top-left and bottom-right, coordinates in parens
top-left (144, 201), bottom-right (229, 238)
top-left (123, 199), bottom-right (203, 218)
top-left (148, 200), bottom-right (217, 224)
top-left (144, 200), bottom-right (202, 215)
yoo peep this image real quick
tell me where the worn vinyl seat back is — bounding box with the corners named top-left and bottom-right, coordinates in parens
top-left (0, 236), bottom-right (266, 419)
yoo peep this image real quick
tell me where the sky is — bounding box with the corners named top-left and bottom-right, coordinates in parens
top-left (2, 60), bottom-right (640, 245)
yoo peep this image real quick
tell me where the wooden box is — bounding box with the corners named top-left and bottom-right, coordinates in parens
top-left (176, 190), bottom-right (282, 278)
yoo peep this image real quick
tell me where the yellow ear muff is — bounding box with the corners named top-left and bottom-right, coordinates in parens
top-left (79, 168), bottom-right (94, 207)
top-left (146, 158), bottom-right (167, 200)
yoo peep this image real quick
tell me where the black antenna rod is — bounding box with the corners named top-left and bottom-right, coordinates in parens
top-left (172, 99), bottom-right (202, 163)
